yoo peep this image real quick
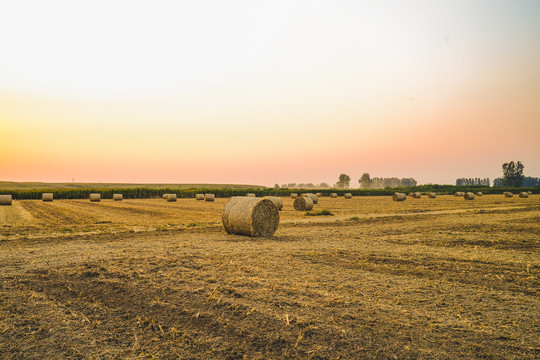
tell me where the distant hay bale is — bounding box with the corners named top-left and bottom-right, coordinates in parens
top-left (42, 193), bottom-right (53, 202)
top-left (344, 193), bottom-right (352, 199)
top-left (163, 194), bottom-right (167, 199)
top-left (330, 193), bottom-right (337, 198)
top-left (392, 192), bottom-right (406, 201)
top-left (302, 193), bottom-right (318, 204)
top-left (205, 194), bottom-right (215, 202)
top-left (290, 193), bottom-right (298, 198)
top-left (408, 192), bottom-right (414, 197)
top-left (464, 192), bottom-right (475, 200)
top-left (263, 196), bottom-right (283, 211)
top-left (519, 192), bottom-right (529, 198)
top-left (527, 191), bottom-right (532, 195)
top-left (113, 194), bottom-right (123, 201)
top-left (166, 194), bottom-right (177, 202)
top-left (315, 193), bottom-right (322, 197)
top-left (454, 192), bottom-right (463, 197)
top-left (0, 195), bottom-right (13, 206)
top-left (504, 192), bottom-right (513, 198)
top-left (412, 192), bottom-right (422, 198)
top-left (293, 196), bottom-right (313, 211)
top-left (246, 193), bottom-right (256, 197)
top-left (222, 197), bottom-right (279, 237)
top-left (90, 193), bottom-right (101, 202)
top-left (427, 192), bottom-right (436, 198)
top-left (195, 194), bottom-right (204, 200)
top-left (476, 192), bottom-right (483, 196)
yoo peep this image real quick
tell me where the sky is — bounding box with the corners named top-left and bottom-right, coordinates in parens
top-left (1, 0), bottom-right (539, 187)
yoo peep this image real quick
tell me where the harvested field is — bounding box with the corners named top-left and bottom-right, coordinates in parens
top-left (0, 195), bottom-right (539, 359)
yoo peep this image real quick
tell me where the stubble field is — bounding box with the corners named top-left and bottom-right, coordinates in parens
top-left (0, 195), bottom-right (539, 359)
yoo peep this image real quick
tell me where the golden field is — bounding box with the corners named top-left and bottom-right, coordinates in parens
top-left (0, 195), bottom-right (539, 359)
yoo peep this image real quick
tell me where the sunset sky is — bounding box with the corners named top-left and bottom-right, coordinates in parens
top-left (1, 0), bottom-right (539, 186)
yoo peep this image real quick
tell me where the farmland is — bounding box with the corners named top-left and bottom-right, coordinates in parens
top-left (1, 195), bottom-right (539, 359)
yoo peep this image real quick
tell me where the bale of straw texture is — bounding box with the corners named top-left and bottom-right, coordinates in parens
top-left (504, 192), bottom-right (513, 198)
top-left (344, 193), bottom-right (352, 199)
top-left (409, 192), bottom-right (415, 197)
top-left (205, 194), bottom-right (215, 201)
top-left (315, 193), bottom-right (322, 197)
top-left (195, 194), bottom-right (204, 200)
top-left (427, 192), bottom-right (436, 198)
top-left (392, 192), bottom-right (406, 201)
top-left (476, 192), bottom-right (483, 196)
top-left (222, 197), bottom-right (279, 237)
top-left (527, 191), bottom-right (532, 195)
top-left (302, 193), bottom-right (318, 204)
top-left (166, 194), bottom-right (177, 202)
top-left (246, 193), bottom-right (256, 197)
top-left (330, 193), bottom-right (337, 198)
top-left (290, 193), bottom-right (298, 198)
top-left (519, 192), bottom-right (529, 198)
top-left (42, 193), bottom-right (53, 202)
top-left (113, 194), bottom-right (123, 201)
top-left (90, 193), bottom-right (101, 202)
top-left (263, 196), bottom-right (283, 211)
top-left (0, 195), bottom-right (13, 206)
top-left (412, 192), bottom-right (422, 198)
top-left (464, 192), bottom-right (475, 200)
top-left (163, 194), bottom-right (168, 199)
top-left (293, 196), bottom-right (313, 211)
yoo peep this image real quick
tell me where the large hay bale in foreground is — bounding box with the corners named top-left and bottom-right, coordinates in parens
top-left (504, 192), bottom-right (513, 198)
top-left (263, 196), bottom-right (283, 211)
top-left (427, 192), bottom-right (436, 198)
top-left (519, 192), bottom-right (529, 198)
top-left (476, 192), bottom-right (483, 196)
top-left (113, 194), bottom-right (123, 201)
top-left (42, 193), bottom-right (53, 202)
top-left (290, 193), bottom-right (298, 198)
top-left (293, 196), bottom-right (313, 211)
top-left (205, 194), bottom-right (215, 202)
top-left (330, 193), bottom-right (337, 198)
top-left (246, 193), bottom-right (256, 197)
top-left (302, 193), bottom-right (318, 204)
top-left (344, 193), bottom-right (352, 199)
top-left (195, 194), bottom-right (204, 200)
top-left (222, 197), bottom-right (279, 237)
top-left (392, 192), bottom-right (406, 201)
top-left (464, 192), bottom-right (475, 200)
top-left (0, 195), bottom-right (13, 205)
top-left (166, 194), bottom-right (177, 202)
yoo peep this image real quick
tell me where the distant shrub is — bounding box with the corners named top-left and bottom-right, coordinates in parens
top-left (305, 209), bottom-right (334, 216)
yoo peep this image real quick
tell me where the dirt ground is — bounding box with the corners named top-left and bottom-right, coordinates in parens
top-left (0, 195), bottom-right (539, 359)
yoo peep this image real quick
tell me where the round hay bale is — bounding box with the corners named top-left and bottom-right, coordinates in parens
top-left (263, 196), bottom-right (283, 211)
top-left (246, 193), bottom-right (256, 197)
top-left (527, 191), bottom-right (532, 195)
top-left (293, 196), bottom-right (313, 211)
top-left (392, 192), bottom-right (406, 201)
top-left (290, 193), bottom-right (298, 198)
top-left (519, 192), bottom-right (529, 198)
top-left (427, 192), bottom-right (436, 198)
top-left (408, 192), bottom-right (415, 197)
top-left (464, 192), bottom-right (475, 200)
top-left (330, 193), bottom-right (337, 198)
top-left (413, 192), bottom-right (422, 198)
top-left (302, 193), bottom-right (318, 204)
top-left (315, 193), bottom-right (322, 197)
top-left (163, 194), bottom-right (168, 199)
top-left (222, 197), bottom-right (279, 237)
top-left (504, 192), bottom-right (513, 198)
top-left (90, 193), bottom-right (101, 202)
top-left (113, 194), bottom-right (123, 201)
top-left (454, 192), bottom-right (462, 197)
top-left (476, 192), bottom-right (483, 196)
top-left (42, 193), bottom-right (53, 202)
top-left (195, 193), bottom-right (204, 200)
top-left (205, 194), bottom-right (215, 202)
top-left (0, 195), bottom-right (13, 206)
top-left (167, 194), bottom-right (177, 202)
top-left (344, 193), bottom-right (352, 199)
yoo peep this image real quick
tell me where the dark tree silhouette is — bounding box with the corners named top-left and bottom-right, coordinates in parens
top-left (502, 161), bottom-right (524, 187)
